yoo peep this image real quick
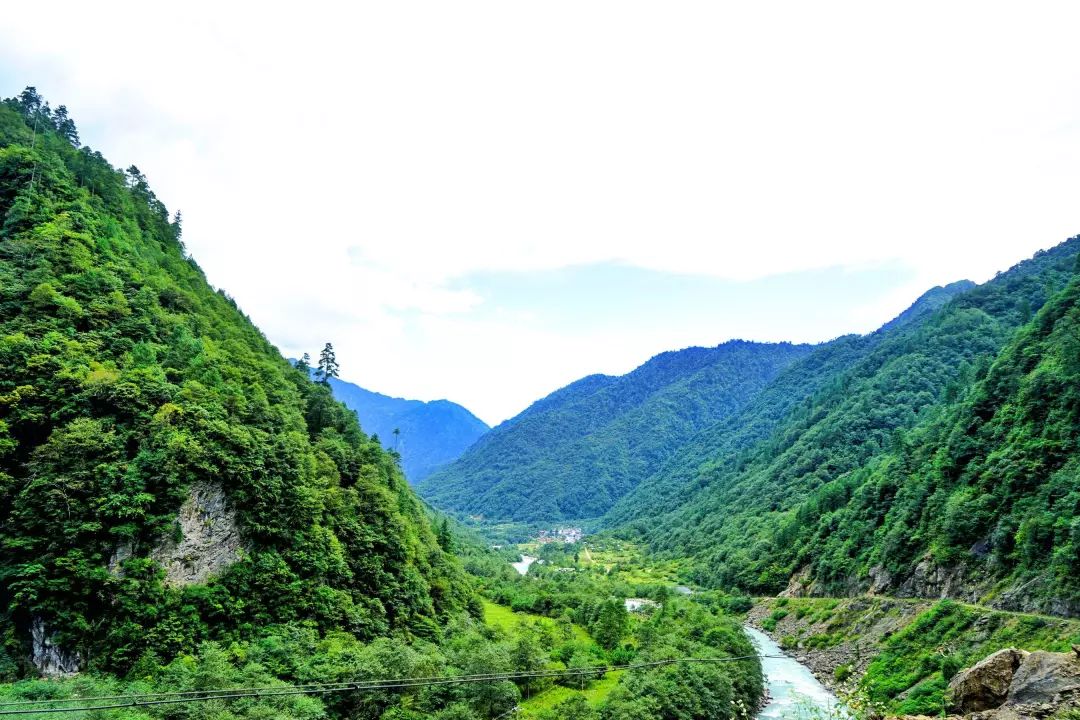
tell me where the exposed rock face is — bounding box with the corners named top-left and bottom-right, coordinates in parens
top-left (939, 648), bottom-right (1080, 719)
top-left (31, 618), bottom-right (81, 677)
top-left (151, 482), bottom-right (243, 586)
top-left (867, 564), bottom-right (893, 594)
top-left (107, 540), bottom-right (134, 574)
top-left (780, 566), bottom-right (815, 598)
top-left (1005, 650), bottom-right (1080, 708)
top-left (946, 648), bottom-right (1028, 713)
top-left (991, 577), bottom-right (1080, 619)
top-left (896, 557), bottom-right (983, 603)
top-left (863, 557), bottom-right (1078, 619)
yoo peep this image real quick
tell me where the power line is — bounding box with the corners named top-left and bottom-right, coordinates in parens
top-left (0, 655), bottom-right (785, 716)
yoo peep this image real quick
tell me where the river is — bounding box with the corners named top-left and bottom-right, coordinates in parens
top-left (511, 555), bottom-right (537, 575)
top-left (504, 556), bottom-right (840, 716)
top-left (745, 625), bottom-right (845, 720)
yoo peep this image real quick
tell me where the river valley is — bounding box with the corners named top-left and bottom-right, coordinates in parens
top-left (746, 626), bottom-right (844, 720)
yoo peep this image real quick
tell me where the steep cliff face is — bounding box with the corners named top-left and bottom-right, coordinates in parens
top-left (30, 619), bottom-right (81, 677)
top-left (150, 483), bottom-right (244, 586)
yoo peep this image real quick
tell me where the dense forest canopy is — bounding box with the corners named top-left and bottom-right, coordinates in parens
top-left (609, 238), bottom-right (1080, 615)
top-left (419, 341), bottom-right (814, 522)
top-left (0, 87), bottom-right (472, 675)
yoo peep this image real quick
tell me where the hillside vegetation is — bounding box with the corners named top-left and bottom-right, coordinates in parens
top-left (0, 90), bottom-right (472, 677)
top-left (0, 89), bottom-right (765, 720)
top-left (612, 238), bottom-right (1080, 615)
top-left (419, 340), bottom-right (813, 522)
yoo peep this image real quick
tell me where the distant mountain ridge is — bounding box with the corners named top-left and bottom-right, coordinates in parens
top-left (605, 277), bottom-right (981, 527)
top-left (417, 281), bottom-right (980, 526)
top-left (417, 340), bottom-right (815, 521)
top-left (321, 375), bottom-right (489, 483)
top-left (609, 237), bottom-right (1080, 616)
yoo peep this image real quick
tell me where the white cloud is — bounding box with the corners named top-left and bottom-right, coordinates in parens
top-left (2, 1), bottom-right (1078, 423)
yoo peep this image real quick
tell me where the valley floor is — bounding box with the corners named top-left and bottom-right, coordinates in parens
top-left (479, 599), bottom-right (620, 717)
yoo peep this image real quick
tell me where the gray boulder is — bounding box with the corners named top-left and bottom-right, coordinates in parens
top-left (1000, 650), bottom-right (1080, 711)
top-left (946, 648), bottom-right (1028, 713)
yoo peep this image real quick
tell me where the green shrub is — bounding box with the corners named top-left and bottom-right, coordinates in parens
top-left (834, 663), bottom-right (853, 682)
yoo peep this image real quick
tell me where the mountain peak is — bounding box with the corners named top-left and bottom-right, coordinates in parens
top-left (875, 279), bottom-right (977, 334)
top-left (320, 374), bottom-right (489, 482)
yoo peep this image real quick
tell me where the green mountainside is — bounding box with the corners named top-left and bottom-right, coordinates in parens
top-left (418, 341), bottom-right (813, 522)
top-left (0, 91), bottom-right (472, 676)
top-left (603, 281), bottom-right (978, 528)
top-left (4, 82), bottom-right (1079, 720)
top-left (611, 239), bottom-right (1080, 615)
top-left (0, 90), bottom-right (766, 720)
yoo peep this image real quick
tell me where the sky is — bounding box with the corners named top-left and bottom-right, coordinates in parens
top-left (2, 1), bottom-right (1079, 425)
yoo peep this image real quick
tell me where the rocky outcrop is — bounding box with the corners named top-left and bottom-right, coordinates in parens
top-left (893, 557), bottom-right (986, 604)
top-left (860, 556), bottom-right (1080, 620)
top-left (151, 482), bottom-right (243, 586)
top-left (31, 618), bottom-right (80, 677)
top-left (107, 540), bottom-right (134, 574)
top-left (946, 648), bottom-right (1027, 713)
top-left (780, 566), bottom-right (813, 597)
top-left (996, 650), bottom-right (1080, 717)
top-left (935, 647), bottom-right (1080, 719)
top-left (867, 564), bottom-right (893, 594)
top-left (991, 577), bottom-right (1080, 619)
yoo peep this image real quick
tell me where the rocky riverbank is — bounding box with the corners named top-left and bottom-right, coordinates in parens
top-left (747, 596), bottom-right (931, 695)
top-left (748, 596), bottom-right (1080, 719)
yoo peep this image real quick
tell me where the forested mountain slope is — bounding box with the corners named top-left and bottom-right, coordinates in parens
top-left (612, 239), bottom-right (1080, 616)
top-left (320, 374), bottom-right (489, 482)
top-left (418, 340), bottom-right (813, 522)
top-left (0, 91), bottom-right (472, 677)
top-left (605, 281), bottom-right (978, 527)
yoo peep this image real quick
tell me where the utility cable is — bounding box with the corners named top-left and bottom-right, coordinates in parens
top-left (0, 655), bottom-right (787, 716)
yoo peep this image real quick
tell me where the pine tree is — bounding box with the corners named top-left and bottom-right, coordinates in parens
top-left (170, 210), bottom-right (183, 241)
top-left (295, 352), bottom-right (311, 377)
top-left (125, 165), bottom-right (148, 189)
top-left (436, 517), bottom-right (454, 552)
top-left (316, 343), bottom-right (339, 385)
top-left (17, 86), bottom-right (42, 117)
top-left (52, 105), bottom-right (79, 146)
